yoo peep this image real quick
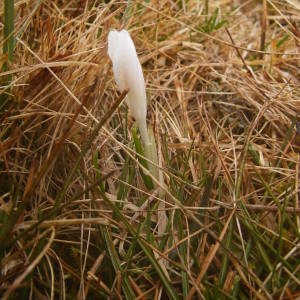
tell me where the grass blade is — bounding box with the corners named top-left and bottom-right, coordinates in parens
top-left (1, 0), bottom-right (14, 111)
top-left (3, 0), bottom-right (14, 63)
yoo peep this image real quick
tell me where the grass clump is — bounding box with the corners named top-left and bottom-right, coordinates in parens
top-left (1, 1), bottom-right (300, 299)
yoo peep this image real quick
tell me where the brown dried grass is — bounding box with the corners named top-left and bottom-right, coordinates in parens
top-left (0, 0), bottom-right (300, 299)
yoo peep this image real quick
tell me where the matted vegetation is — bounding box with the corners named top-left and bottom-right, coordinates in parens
top-left (1, 0), bottom-right (300, 299)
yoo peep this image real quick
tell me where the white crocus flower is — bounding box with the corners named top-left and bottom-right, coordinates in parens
top-left (108, 30), bottom-right (168, 273)
top-left (107, 29), bottom-right (150, 146)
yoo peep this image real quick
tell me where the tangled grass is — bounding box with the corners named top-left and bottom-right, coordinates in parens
top-left (0, 0), bottom-right (300, 299)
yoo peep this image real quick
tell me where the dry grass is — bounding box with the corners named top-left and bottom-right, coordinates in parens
top-left (1, 0), bottom-right (300, 299)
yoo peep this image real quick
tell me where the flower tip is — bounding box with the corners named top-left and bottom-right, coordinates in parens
top-left (107, 29), bottom-right (132, 61)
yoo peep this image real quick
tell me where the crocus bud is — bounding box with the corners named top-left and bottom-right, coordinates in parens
top-left (107, 29), bottom-right (149, 145)
top-left (108, 30), bottom-right (167, 242)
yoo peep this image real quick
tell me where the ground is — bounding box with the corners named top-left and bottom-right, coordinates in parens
top-left (0, 1), bottom-right (300, 299)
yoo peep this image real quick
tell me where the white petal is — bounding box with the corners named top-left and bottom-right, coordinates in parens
top-left (107, 29), bottom-right (149, 144)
